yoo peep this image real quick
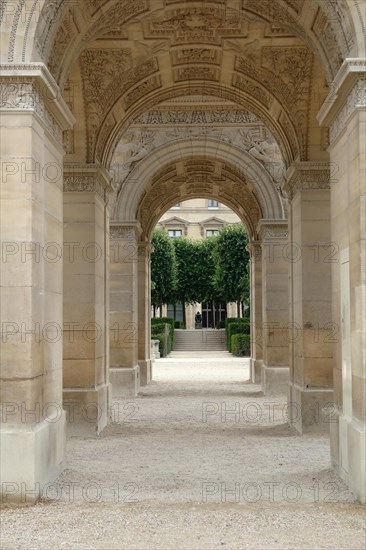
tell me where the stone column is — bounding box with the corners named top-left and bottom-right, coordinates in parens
top-left (246, 242), bottom-right (263, 383)
top-left (257, 220), bottom-right (289, 395)
top-left (138, 242), bottom-right (153, 386)
top-left (62, 164), bottom-right (112, 435)
top-left (0, 66), bottom-right (74, 502)
top-left (285, 163), bottom-right (334, 434)
top-left (109, 222), bottom-right (141, 397)
top-left (318, 63), bottom-right (366, 502)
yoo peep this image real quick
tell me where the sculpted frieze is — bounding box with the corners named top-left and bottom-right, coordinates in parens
top-left (171, 48), bottom-right (220, 66)
top-left (329, 79), bottom-right (366, 144)
top-left (232, 74), bottom-right (271, 109)
top-left (174, 67), bottom-right (219, 82)
top-left (132, 107), bottom-right (259, 125)
top-left (0, 79), bottom-right (62, 143)
top-left (144, 7), bottom-right (244, 42)
top-left (123, 76), bottom-right (161, 110)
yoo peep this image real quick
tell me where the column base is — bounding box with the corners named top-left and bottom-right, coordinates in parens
top-left (63, 384), bottom-right (111, 436)
top-left (0, 415), bottom-right (66, 504)
top-left (287, 383), bottom-right (334, 434)
top-left (331, 411), bottom-right (366, 503)
top-left (110, 365), bottom-right (140, 397)
top-left (250, 359), bottom-right (262, 384)
top-left (138, 360), bottom-right (152, 386)
top-left (261, 365), bottom-right (289, 396)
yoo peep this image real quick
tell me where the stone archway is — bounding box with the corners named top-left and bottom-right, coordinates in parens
top-left (1, 0), bottom-right (365, 504)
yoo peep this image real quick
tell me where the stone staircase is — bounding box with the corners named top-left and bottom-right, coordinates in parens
top-left (173, 329), bottom-right (227, 352)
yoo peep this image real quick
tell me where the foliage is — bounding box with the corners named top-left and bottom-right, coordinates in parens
top-left (231, 334), bottom-right (251, 357)
top-left (213, 224), bottom-right (249, 315)
top-left (226, 319), bottom-right (250, 352)
top-left (150, 224), bottom-right (250, 324)
top-left (151, 317), bottom-right (174, 347)
top-left (151, 230), bottom-right (177, 310)
top-left (152, 333), bottom-right (168, 357)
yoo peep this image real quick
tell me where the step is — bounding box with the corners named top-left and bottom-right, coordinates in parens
top-left (173, 329), bottom-right (227, 351)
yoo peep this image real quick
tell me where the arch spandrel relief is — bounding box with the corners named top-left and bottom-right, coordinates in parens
top-left (108, 99), bottom-right (287, 220)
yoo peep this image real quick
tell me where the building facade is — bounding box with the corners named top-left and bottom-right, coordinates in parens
top-left (0, 0), bottom-right (365, 504)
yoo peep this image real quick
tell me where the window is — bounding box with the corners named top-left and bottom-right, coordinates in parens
top-left (171, 203), bottom-right (181, 209)
top-left (168, 229), bottom-right (182, 237)
top-left (206, 229), bottom-right (219, 237)
top-left (208, 200), bottom-right (219, 208)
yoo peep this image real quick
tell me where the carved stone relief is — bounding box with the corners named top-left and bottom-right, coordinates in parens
top-left (109, 105), bottom-right (286, 208)
top-left (0, 78), bottom-right (62, 144)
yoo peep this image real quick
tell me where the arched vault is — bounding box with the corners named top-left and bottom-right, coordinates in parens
top-left (115, 139), bottom-right (286, 240)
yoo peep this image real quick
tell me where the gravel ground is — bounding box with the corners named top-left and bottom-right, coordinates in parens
top-left (1, 354), bottom-right (365, 550)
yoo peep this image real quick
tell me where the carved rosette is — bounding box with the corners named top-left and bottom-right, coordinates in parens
top-left (283, 162), bottom-right (331, 198)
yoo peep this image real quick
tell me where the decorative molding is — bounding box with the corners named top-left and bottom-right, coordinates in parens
top-left (110, 223), bottom-right (142, 240)
top-left (257, 220), bottom-right (288, 240)
top-left (132, 106), bottom-right (259, 125)
top-left (159, 216), bottom-right (189, 236)
top-left (232, 73), bottom-right (271, 109)
top-left (137, 159), bottom-right (263, 239)
top-left (137, 242), bottom-right (154, 257)
top-left (0, 64), bottom-right (75, 132)
top-left (329, 79), bottom-right (366, 144)
top-left (63, 176), bottom-right (106, 198)
top-left (173, 66), bottom-right (220, 82)
top-left (171, 48), bottom-right (221, 66)
top-left (284, 162), bottom-right (331, 197)
top-left (143, 7), bottom-right (246, 43)
top-left (0, 79), bottom-right (63, 144)
top-left (63, 163), bottom-right (112, 199)
top-left (110, 119), bottom-right (284, 195)
top-left (317, 59), bottom-right (366, 127)
top-left (246, 241), bottom-right (262, 259)
top-left (123, 75), bottom-right (161, 110)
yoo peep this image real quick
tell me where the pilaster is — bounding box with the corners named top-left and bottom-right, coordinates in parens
top-left (0, 65), bottom-right (74, 502)
top-left (138, 242), bottom-right (153, 386)
top-left (109, 222), bottom-right (142, 397)
top-left (257, 220), bottom-right (289, 396)
top-left (63, 163), bottom-right (113, 435)
top-left (285, 162), bottom-right (334, 435)
top-left (317, 59), bottom-right (366, 502)
top-left (246, 241), bottom-right (263, 384)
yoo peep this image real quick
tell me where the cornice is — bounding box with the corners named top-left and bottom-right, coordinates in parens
top-left (0, 63), bottom-right (75, 130)
top-left (283, 161), bottom-right (331, 197)
top-left (317, 59), bottom-right (366, 144)
top-left (109, 221), bottom-right (142, 240)
top-left (256, 219), bottom-right (288, 240)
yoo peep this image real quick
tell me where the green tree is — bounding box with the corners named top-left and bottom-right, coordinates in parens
top-left (213, 224), bottom-right (250, 317)
top-left (171, 237), bottom-right (197, 326)
top-left (151, 229), bottom-right (177, 316)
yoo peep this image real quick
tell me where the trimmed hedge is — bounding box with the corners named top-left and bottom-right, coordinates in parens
top-left (151, 324), bottom-right (172, 357)
top-left (151, 323), bottom-right (167, 335)
top-left (151, 317), bottom-right (174, 345)
top-left (225, 317), bottom-right (243, 329)
top-left (225, 318), bottom-right (250, 352)
top-left (153, 333), bottom-right (168, 357)
top-left (174, 321), bottom-right (186, 329)
top-left (231, 334), bottom-right (251, 356)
